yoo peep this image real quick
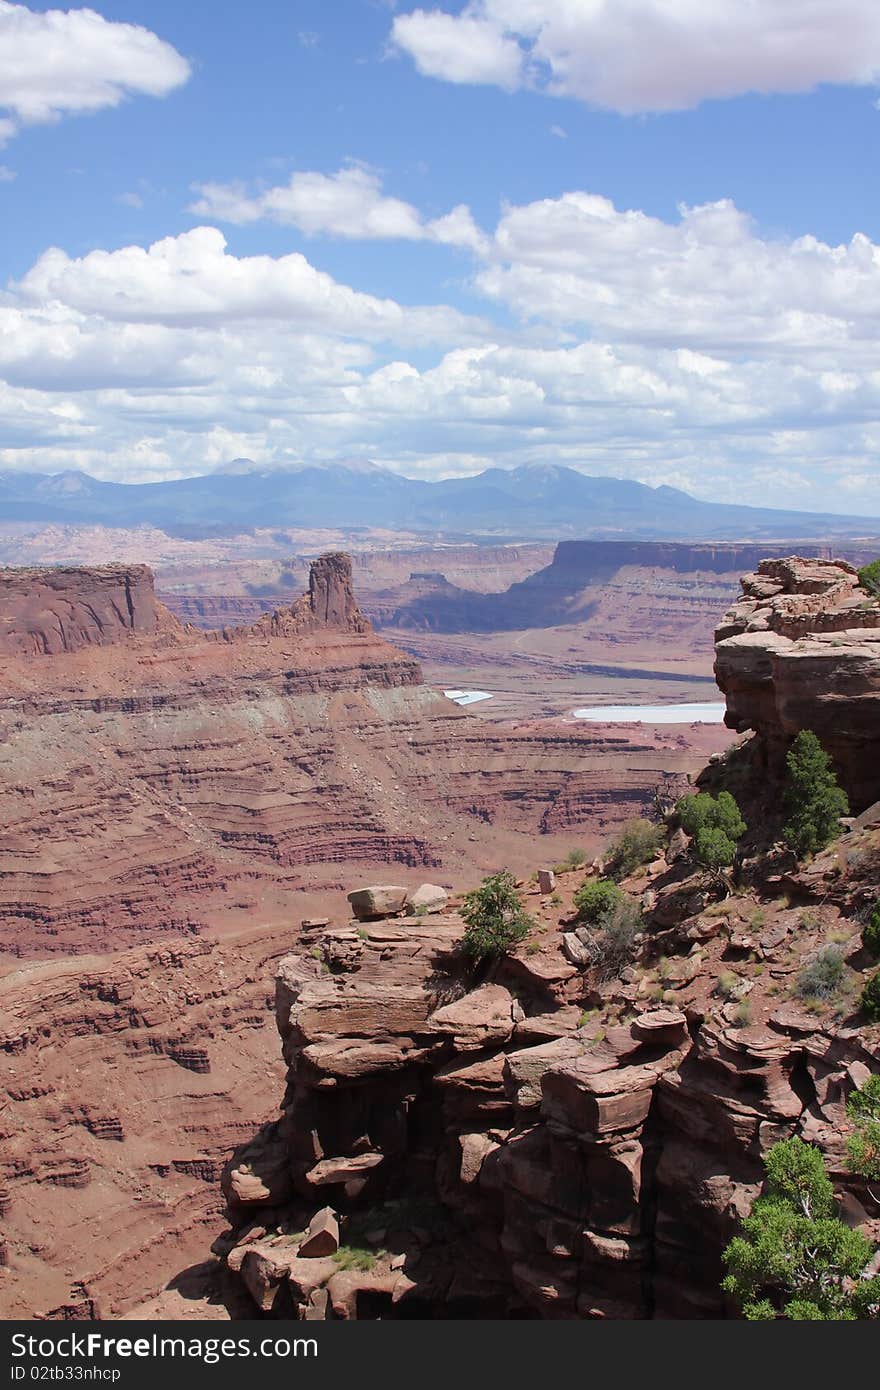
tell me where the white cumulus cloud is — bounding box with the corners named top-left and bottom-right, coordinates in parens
top-left (392, 1), bottom-right (880, 113)
top-left (4, 192), bottom-right (880, 511)
top-left (0, 1), bottom-right (190, 143)
top-left (476, 191), bottom-right (880, 359)
top-left (14, 225), bottom-right (489, 343)
top-left (190, 163), bottom-right (487, 250)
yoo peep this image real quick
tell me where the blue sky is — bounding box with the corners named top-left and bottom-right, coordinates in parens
top-left (2, 0), bottom-right (880, 514)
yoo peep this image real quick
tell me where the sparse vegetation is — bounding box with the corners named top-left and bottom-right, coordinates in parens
top-left (572, 879), bottom-right (641, 979)
top-left (794, 945), bottom-right (846, 1002)
top-left (722, 1138), bottom-right (880, 1319)
top-left (782, 730), bottom-right (849, 858)
top-left (572, 877), bottom-right (623, 924)
top-left (798, 908), bottom-right (822, 931)
top-left (459, 870), bottom-right (534, 962)
top-left (715, 970), bottom-right (742, 1001)
top-left (675, 790), bottom-right (746, 873)
top-left (845, 1075), bottom-right (880, 1188)
top-left (562, 847), bottom-right (588, 869)
top-left (857, 558), bottom-right (880, 598)
top-left (732, 1000), bottom-right (752, 1028)
top-left (332, 1246), bottom-right (378, 1272)
top-left (864, 901), bottom-right (880, 959)
top-left (862, 970), bottom-right (880, 1022)
top-left (604, 818), bottom-right (663, 880)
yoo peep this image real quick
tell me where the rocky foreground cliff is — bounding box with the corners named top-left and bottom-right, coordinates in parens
top-left (215, 834), bottom-right (879, 1320)
top-left (209, 556), bottom-right (880, 1320)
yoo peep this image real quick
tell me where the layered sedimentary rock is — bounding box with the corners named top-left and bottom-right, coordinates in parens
top-left (0, 554), bottom-right (712, 958)
top-left (356, 541), bottom-right (877, 635)
top-left (0, 925), bottom-right (291, 1318)
top-left (218, 845), bottom-right (879, 1319)
top-left (715, 556), bottom-right (880, 810)
top-left (0, 564), bottom-right (171, 657)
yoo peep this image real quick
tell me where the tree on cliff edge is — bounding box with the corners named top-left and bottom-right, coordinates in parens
top-left (782, 730), bottom-right (849, 858)
top-left (459, 870), bottom-right (534, 962)
top-left (722, 1138), bottom-right (880, 1320)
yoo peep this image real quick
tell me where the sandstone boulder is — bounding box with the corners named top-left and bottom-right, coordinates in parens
top-left (406, 883), bottom-right (448, 914)
top-left (298, 1206), bottom-right (339, 1257)
top-left (347, 885), bottom-right (408, 920)
top-left (537, 869), bottom-right (556, 894)
top-left (305, 1152), bottom-right (384, 1187)
top-left (427, 983), bottom-right (516, 1051)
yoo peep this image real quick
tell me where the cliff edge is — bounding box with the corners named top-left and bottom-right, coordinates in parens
top-left (714, 556), bottom-right (880, 811)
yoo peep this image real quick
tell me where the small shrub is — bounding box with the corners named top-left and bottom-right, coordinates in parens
top-left (782, 730), bottom-right (849, 858)
top-left (857, 558), bottom-right (880, 598)
top-left (576, 895), bottom-right (642, 980)
top-left (332, 1246), bottom-right (377, 1272)
top-left (550, 893), bottom-right (562, 906)
top-left (798, 908), bottom-right (822, 931)
top-left (864, 902), bottom-right (880, 959)
top-left (564, 847), bottom-right (588, 869)
top-left (862, 970), bottom-right (880, 1022)
top-left (845, 1075), bottom-right (880, 1185)
top-left (715, 970), bottom-right (741, 1001)
top-left (605, 818), bottom-right (663, 880)
top-left (675, 790), bottom-right (746, 871)
top-left (459, 870), bottom-right (534, 962)
top-left (733, 1000), bottom-right (752, 1028)
top-left (795, 945), bottom-right (846, 1002)
top-left (572, 877), bottom-right (623, 925)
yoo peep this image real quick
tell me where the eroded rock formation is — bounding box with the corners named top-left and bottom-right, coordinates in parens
top-left (0, 564), bottom-right (172, 657)
top-left (0, 925), bottom-right (292, 1318)
top-left (216, 833), bottom-right (880, 1319)
top-left (715, 556), bottom-right (880, 810)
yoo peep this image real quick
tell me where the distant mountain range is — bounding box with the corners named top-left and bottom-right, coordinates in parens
top-left (0, 460), bottom-right (876, 541)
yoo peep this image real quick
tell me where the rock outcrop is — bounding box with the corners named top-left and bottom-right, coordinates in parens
top-left (0, 564), bottom-right (172, 657)
top-left (715, 556), bottom-right (880, 810)
top-left (217, 839), bottom-right (880, 1319)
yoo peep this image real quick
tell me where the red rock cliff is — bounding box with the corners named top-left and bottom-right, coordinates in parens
top-left (714, 556), bottom-right (880, 810)
top-left (0, 564), bottom-right (174, 657)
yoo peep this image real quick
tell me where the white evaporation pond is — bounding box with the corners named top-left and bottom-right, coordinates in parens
top-left (571, 702), bottom-right (727, 724)
top-left (444, 689), bottom-right (494, 706)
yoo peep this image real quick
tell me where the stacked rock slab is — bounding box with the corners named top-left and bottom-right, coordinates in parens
top-left (219, 908), bottom-right (874, 1319)
top-left (714, 556), bottom-right (880, 810)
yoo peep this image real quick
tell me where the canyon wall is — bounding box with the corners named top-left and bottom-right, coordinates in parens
top-left (0, 925), bottom-right (291, 1318)
top-left (0, 564), bottom-right (171, 657)
top-left (356, 541), bottom-right (879, 635)
top-left (715, 556), bottom-right (880, 811)
top-left (0, 554), bottom-right (713, 959)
